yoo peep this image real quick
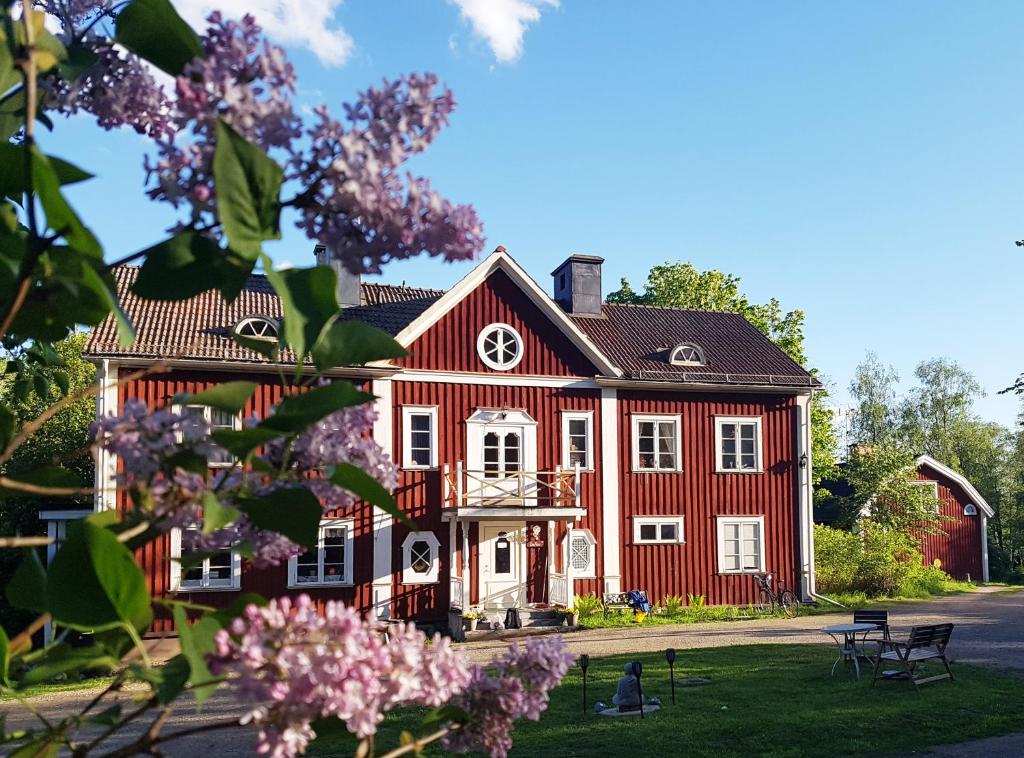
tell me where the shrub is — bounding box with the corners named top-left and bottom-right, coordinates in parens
top-left (661, 595), bottom-right (685, 615)
top-left (573, 593), bottom-right (603, 617)
top-left (814, 525), bottom-right (863, 593)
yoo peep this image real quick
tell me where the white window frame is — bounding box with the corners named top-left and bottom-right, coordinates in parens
top-left (715, 416), bottom-right (763, 473)
top-left (669, 343), bottom-right (705, 366)
top-left (632, 516), bottom-right (685, 545)
top-left (561, 410), bottom-right (594, 471)
top-left (287, 519), bottom-right (354, 587)
top-left (631, 414), bottom-right (681, 472)
top-left (716, 515), bottom-right (766, 574)
top-left (39, 510), bottom-right (90, 564)
top-left (476, 322), bottom-right (525, 371)
top-left (169, 528), bottom-right (242, 591)
top-left (401, 406), bottom-right (438, 470)
top-left (233, 316), bottom-right (280, 341)
top-left (963, 503), bottom-right (978, 516)
top-left (567, 528), bottom-right (597, 577)
top-left (402, 531), bottom-right (441, 585)
top-left (172, 403), bottom-right (241, 468)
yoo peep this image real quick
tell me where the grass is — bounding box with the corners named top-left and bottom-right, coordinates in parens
top-left (0, 675), bottom-right (115, 701)
top-left (309, 644), bottom-right (1024, 758)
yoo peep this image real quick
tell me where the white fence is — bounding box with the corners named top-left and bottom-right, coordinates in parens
top-left (449, 575), bottom-right (464, 610)
top-left (548, 572), bottom-right (569, 607)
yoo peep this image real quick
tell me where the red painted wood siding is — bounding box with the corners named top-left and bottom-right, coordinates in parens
top-left (616, 390), bottom-right (800, 607)
top-left (390, 380), bottom-right (604, 616)
top-left (913, 468), bottom-right (984, 581)
top-left (117, 371), bottom-right (375, 634)
top-left (397, 269), bottom-right (598, 377)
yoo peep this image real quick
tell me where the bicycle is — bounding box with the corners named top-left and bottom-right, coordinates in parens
top-left (752, 572), bottom-right (800, 618)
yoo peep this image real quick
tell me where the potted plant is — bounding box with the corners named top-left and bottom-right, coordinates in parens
top-left (463, 611), bottom-right (479, 632)
top-left (565, 607), bottom-right (580, 626)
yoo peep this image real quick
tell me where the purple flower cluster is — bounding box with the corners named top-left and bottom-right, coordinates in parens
top-left (145, 12), bottom-right (300, 208)
top-left (445, 638), bottom-right (576, 758)
top-left (37, 2), bottom-right (174, 137)
top-left (209, 595), bottom-right (472, 758)
top-left (289, 74), bottom-right (484, 274)
top-left (90, 395), bottom-right (396, 567)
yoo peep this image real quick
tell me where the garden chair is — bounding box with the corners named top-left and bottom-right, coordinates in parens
top-left (871, 623), bottom-right (955, 688)
top-left (852, 609), bottom-right (889, 660)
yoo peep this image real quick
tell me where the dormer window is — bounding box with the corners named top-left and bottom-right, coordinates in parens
top-left (669, 342), bottom-right (705, 366)
top-left (234, 316), bottom-right (279, 340)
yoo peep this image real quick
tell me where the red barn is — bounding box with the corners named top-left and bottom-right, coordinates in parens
top-left (912, 455), bottom-right (991, 582)
top-left (74, 247), bottom-right (820, 630)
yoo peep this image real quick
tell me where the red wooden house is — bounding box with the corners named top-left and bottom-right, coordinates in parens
top-left (911, 455), bottom-right (991, 582)
top-left (74, 247), bottom-right (820, 629)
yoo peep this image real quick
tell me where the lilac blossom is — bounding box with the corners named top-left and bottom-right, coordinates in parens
top-left (209, 595), bottom-right (473, 757)
top-left (445, 638), bottom-right (576, 758)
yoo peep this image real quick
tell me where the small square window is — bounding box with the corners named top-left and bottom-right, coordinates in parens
top-left (288, 521), bottom-right (353, 587)
top-left (562, 412), bottom-right (593, 470)
top-left (633, 517), bottom-right (684, 544)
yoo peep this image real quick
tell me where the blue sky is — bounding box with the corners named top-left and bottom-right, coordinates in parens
top-left (55, 1), bottom-right (1024, 427)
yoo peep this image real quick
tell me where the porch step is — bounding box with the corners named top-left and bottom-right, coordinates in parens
top-left (478, 608), bottom-right (565, 628)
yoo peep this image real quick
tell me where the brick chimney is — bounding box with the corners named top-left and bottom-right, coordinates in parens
top-left (314, 244), bottom-right (361, 308)
top-left (551, 254), bottom-right (604, 316)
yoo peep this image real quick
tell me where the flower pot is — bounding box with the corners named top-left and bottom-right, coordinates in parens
top-left (569, 613), bottom-right (580, 626)
top-left (466, 618), bottom-right (478, 632)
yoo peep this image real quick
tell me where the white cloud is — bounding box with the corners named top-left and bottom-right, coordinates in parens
top-left (449, 0), bottom-right (557, 63)
top-left (176, 0), bottom-right (354, 67)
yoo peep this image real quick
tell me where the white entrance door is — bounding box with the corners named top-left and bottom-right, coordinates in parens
top-left (479, 523), bottom-right (522, 608)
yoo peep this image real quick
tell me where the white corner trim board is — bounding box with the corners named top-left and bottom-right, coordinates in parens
top-left (371, 378), bottom-right (395, 620)
top-left (600, 388), bottom-right (621, 594)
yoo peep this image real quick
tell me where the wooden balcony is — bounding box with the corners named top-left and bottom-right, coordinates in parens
top-left (441, 462), bottom-right (586, 521)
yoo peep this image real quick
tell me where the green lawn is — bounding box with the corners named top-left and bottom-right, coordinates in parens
top-left (309, 644), bottom-right (1024, 757)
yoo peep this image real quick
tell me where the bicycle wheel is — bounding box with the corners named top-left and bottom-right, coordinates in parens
top-left (779, 589), bottom-right (799, 618)
top-left (755, 589), bottom-right (773, 615)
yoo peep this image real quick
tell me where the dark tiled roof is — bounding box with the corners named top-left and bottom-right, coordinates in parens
top-left (572, 304), bottom-right (817, 387)
top-left (83, 266), bottom-right (442, 363)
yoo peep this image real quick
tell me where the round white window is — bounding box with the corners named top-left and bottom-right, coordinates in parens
top-left (477, 323), bottom-right (524, 371)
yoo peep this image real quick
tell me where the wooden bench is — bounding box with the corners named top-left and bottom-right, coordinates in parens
top-left (602, 590), bottom-right (649, 617)
top-left (871, 623), bottom-right (955, 688)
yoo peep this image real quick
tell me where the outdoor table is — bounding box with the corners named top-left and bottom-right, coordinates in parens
top-left (821, 622), bottom-right (880, 678)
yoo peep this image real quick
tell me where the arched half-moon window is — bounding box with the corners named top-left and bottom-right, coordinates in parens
top-left (963, 503), bottom-right (978, 516)
top-left (234, 316), bottom-right (279, 340)
top-left (669, 342), bottom-right (705, 366)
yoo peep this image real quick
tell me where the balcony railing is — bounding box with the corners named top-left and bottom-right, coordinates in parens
top-left (548, 571), bottom-right (569, 607)
top-left (442, 462), bottom-right (581, 509)
top-left (449, 574), bottom-right (464, 611)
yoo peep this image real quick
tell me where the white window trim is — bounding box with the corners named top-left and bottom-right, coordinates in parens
top-left (669, 342), bottom-right (705, 366)
top-left (287, 519), bottom-right (354, 588)
top-left (631, 414), bottom-right (682, 472)
top-left (716, 515), bottom-right (766, 574)
top-left (39, 511), bottom-right (90, 564)
top-left (171, 403), bottom-right (242, 468)
top-left (476, 322), bottom-right (525, 371)
top-left (402, 531), bottom-right (441, 585)
top-left (964, 503), bottom-right (978, 516)
top-left (233, 316), bottom-right (280, 341)
top-left (632, 516), bottom-right (685, 545)
top-left (169, 528), bottom-right (242, 591)
top-left (401, 405), bottom-right (439, 470)
top-left (561, 410), bottom-right (594, 471)
top-left (567, 528), bottom-right (597, 577)
top-left (714, 416), bottom-right (763, 474)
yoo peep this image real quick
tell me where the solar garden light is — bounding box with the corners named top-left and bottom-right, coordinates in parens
top-left (578, 654), bottom-right (590, 714)
top-left (666, 648), bottom-right (677, 704)
top-left (633, 660), bottom-right (645, 719)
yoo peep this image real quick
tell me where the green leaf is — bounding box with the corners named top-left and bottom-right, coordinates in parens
top-left (0, 144), bottom-right (93, 197)
top-left (79, 265), bottom-right (135, 347)
top-left (31, 148), bottom-right (101, 257)
top-left (0, 403), bottom-right (14, 450)
top-left (172, 606), bottom-right (220, 705)
top-left (47, 522), bottom-right (151, 632)
top-left (232, 332), bottom-right (279, 361)
top-left (421, 704), bottom-right (469, 732)
top-left (0, 465), bottom-right (81, 494)
top-left (164, 449), bottom-right (208, 476)
top-left (0, 624), bottom-right (9, 684)
top-left (213, 119), bottom-right (283, 258)
top-left (173, 381), bottom-right (256, 414)
top-left (84, 704), bottom-right (123, 727)
top-left (210, 427), bottom-right (278, 459)
top-left (201, 491), bottom-right (240, 534)
top-left (259, 381), bottom-right (372, 434)
top-left (131, 232), bottom-right (255, 303)
top-left (236, 487), bottom-right (322, 549)
top-left (115, 0), bottom-right (202, 77)
top-left (312, 319), bottom-right (407, 370)
top-left (155, 654), bottom-right (191, 704)
top-left (20, 643), bottom-right (118, 685)
top-left (9, 738), bottom-right (59, 758)
top-left (330, 462), bottom-right (405, 524)
top-left (5, 549), bottom-right (47, 614)
top-left (263, 261), bottom-right (338, 363)
top-left (52, 369), bottom-right (69, 396)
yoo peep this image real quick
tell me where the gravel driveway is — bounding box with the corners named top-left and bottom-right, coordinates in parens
top-left (3, 586), bottom-right (1021, 756)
